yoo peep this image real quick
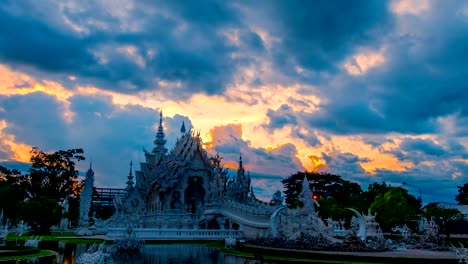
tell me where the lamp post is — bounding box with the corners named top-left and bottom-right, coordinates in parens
top-left (402, 182), bottom-right (422, 203)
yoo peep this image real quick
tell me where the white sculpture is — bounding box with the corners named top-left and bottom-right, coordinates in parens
top-left (76, 163), bottom-right (94, 236)
top-left (270, 174), bottom-right (340, 246)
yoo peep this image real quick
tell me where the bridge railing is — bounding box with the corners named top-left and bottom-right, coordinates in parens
top-left (107, 228), bottom-right (244, 240)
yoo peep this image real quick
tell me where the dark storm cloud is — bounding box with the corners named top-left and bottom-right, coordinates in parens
top-left (399, 138), bottom-right (445, 156)
top-left (60, 94), bottom-right (194, 186)
top-left (322, 152), bottom-right (368, 179)
top-left (265, 104), bottom-right (297, 130)
top-left (319, 149), bottom-right (467, 204)
top-left (293, 130), bottom-right (321, 147)
top-left (0, 92), bottom-right (69, 149)
top-left (374, 167), bottom-right (465, 204)
top-left (208, 124), bottom-right (304, 176)
top-left (0, 4), bottom-right (95, 73)
top-left (300, 1), bottom-right (468, 135)
top-left (0, 0), bottom-right (259, 97)
top-left (385, 136), bottom-right (467, 165)
top-left (248, 0), bottom-right (393, 72)
top-left (0, 91), bottom-right (195, 187)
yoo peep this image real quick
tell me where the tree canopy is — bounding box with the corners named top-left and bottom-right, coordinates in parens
top-left (456, 183), bottom-right (468, 205)
top-left (369, 188), bottom-right (418, 230)
top-left (26, 147), bottom-right (85, 202)
top-left (0, 147), bottom-right (85, 233)
top-left (0, 166), bottom-right (28, 224)
top-left (281, 171), bottom-right (422, 230)
top-left (281, 171), bottom-right (362, 209)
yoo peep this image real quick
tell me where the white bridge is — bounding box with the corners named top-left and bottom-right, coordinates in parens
top-left (105, 200), bottom-right (276, 240)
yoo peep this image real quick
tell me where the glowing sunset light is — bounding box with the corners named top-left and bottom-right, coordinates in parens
top-left (0, 0), bottom-right (466, 203)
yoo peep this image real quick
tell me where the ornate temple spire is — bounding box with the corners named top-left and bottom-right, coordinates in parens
top-left (79, 161), bottom-right (94, 228)
top-left (180, 121), bottom-right (186, 134)
top-left (126, 161), bottom-right (134, 190)
top-left (86, 160), bottom-right (94, 177)
top-left (237, 155), bottom-right (245, 181)
top-left (152, 110), bottom-right (167, 154)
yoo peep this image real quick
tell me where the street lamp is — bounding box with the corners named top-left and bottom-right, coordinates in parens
top-left (402, 182), bottom-right (422, 203)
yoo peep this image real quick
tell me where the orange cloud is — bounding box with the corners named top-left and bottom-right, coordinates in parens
top-left (308, 154), bottom-right (327, 171)
top-left (0, 65), bottom-right (74, 122)
top-left (0, 120), bottom-right (32, 163)
top-left (343, 50), bottom-right (385, 75)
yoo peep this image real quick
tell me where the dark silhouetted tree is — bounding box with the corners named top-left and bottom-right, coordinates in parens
top-left (456, 183), bottom-right (468, 205)
top-left (282, 171), bottom-right (362, 209)
top-left (0, 166), bottom-right (28, 224)
top-left (352, 182), bottom-right (421, 214)
top-left (370, 188), bottom-right (418, 230)
top-left (20, 147), bottom-right (85, 233)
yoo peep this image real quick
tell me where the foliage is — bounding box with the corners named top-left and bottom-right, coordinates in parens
top-left (25, 147), bottom-right (85, 202)
top-left (1, 147), bottom-right (85, 234)
top-left (423, 206), bottom-right (462, 221)
top-left (281, 171), bottom-right (362, 209)
top-left (350, 182), bottom-right (421, 214)
top-left (369, 188), bottom-right (417, 230)
top-left (21, 196), bottom-right (62, 234)
top-left (317, 198), bottom-right (353, 221)
top-left (0, 166), bottom-right (28, 224)
top-left (456, 183), bottom-right (468, 205)
top-left (22, 147), bottom-right (85, 233)
top-left (67, 196), bottom-right (81, 227)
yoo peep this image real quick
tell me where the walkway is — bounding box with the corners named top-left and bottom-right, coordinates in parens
top-left (242, 244), bottom-right (458, 263)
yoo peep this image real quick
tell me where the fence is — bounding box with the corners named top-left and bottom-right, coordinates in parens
top-left (107, 228), bottom-right (243, 240)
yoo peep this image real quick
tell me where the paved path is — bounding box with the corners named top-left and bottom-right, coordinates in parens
top-left (244, 244), bottom-right (458, 260)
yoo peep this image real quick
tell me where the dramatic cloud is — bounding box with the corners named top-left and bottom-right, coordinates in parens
top-left (1, 0), bottom-right (467, 203)
top-left (207, 123), bottom-right (304, 176)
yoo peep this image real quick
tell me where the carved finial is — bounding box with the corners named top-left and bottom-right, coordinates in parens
top-left (153, 110), bottom-right (167, 154)
top-left (126, 160), bottom-right (134, 190)
top-left (180, 121), bottom-right (186, 134)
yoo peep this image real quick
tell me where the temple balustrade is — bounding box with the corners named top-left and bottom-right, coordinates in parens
top-left (145, 208), bottom-right (202, 216)
top-left (107, 227), bottom-right (243, 240)
top-left (221, 199), bottom-right (274, 216)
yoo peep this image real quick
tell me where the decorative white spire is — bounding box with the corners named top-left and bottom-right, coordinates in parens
top-left (126, 161), bottom-right (134, 190)
top-left (86, 160), bottom-right (94, 178)
top-left (300, 172), bottom-right (319, 214)
top-left (152, 110), bottom-right (167, 154)
top-left (79, 161), bottom-right (94, 227)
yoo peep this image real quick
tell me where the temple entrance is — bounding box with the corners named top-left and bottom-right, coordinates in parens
top-left (170, 191), bottom-right (183, 210)
top-left (185, 176), bottom-right (206, 213)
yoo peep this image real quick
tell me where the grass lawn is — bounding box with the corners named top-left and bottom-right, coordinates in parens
top-left (6, 233), bottom-right (109, 244)
top-left (0, 249), bottom-right (56, 261)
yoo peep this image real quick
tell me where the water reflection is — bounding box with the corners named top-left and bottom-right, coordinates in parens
top-left (60, 243), bottom-right (254, 264)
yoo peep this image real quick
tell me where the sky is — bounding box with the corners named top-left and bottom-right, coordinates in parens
top-left (0, 0), bottom-right (467, 204)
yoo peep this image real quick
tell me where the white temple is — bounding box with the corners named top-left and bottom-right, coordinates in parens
top-left (105, 112), bottom-right (275, 239)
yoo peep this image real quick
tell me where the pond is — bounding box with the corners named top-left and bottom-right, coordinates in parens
top-left (58, 243), bottom-right (259, 264)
